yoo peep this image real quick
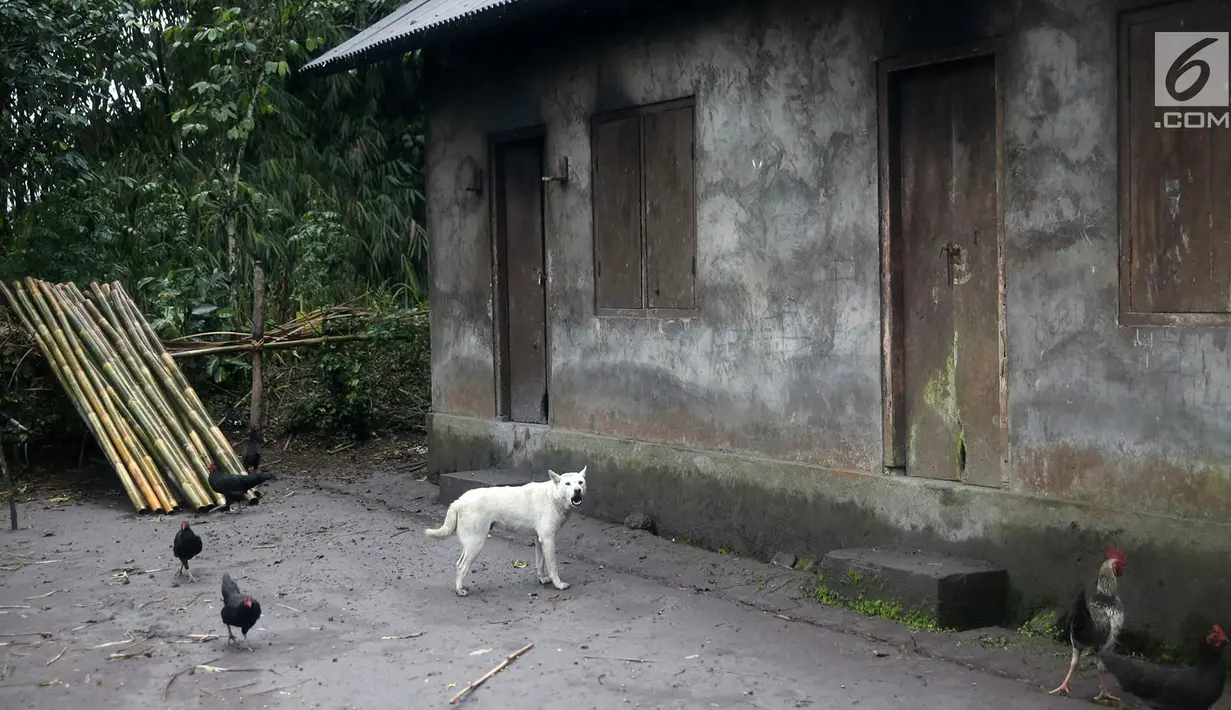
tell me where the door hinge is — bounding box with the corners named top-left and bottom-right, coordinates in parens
top-left (691, 255), bottom-right (696, 275)
top-left (596, 259), bottom-right (602, 278)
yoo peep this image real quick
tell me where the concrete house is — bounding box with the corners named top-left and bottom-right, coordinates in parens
top-left (305, 0), bottom-right (1231, 643)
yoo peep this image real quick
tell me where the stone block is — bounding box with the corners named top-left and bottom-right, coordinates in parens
top-left (818, 547), bottom-right (1008, 631)
top-left (437, 469), bottom-right (538, 507)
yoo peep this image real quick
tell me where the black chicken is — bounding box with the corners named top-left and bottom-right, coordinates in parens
top-left (220, 572), bottom-right (262, 648)
top-left (172, 521), bottom-right (202, 582)
top-left (1050, 545), bottom-right (1128, 704)
top-left (242, 424), bottom-right (262, 472)
top-left (208, 463), bottom-right (275, 512)
top-left (1097, 624), bottom-right (1228, 710)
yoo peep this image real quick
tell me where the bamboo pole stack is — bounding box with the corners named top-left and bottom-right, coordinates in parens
top-left (0, 278), bottom-right (253, 514)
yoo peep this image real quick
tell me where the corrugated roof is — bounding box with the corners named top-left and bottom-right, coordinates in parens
top-left (301, 0), bottom-right (535, 75)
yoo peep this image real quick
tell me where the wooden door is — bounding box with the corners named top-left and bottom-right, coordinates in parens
top-left (893, 54), bottom-right (1002, 485)
top-left (494, 137), bottom-right (549, 424)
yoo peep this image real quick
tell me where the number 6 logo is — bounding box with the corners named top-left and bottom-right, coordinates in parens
top-left (1155, 32), bottom-right (1230, 107)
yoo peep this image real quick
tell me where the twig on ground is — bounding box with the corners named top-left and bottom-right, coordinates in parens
top-left (275, 603), bottom-right (303, 613)
top-left (196, 663), bottom-right (276, 674)
top-left (390, 527), bottom-right (412, 539)
top-left (46, 647), bottom-right (68, 665)
top-left (91, 633), bottom-right (136, 648)
top-left (1, 559), bottom-right (60, 571)
top-left (109, 643), bottom-right (154, 660)
top-left (450, 642), bottom-right (534, 704)
top-left (0, 605), bottom-right (30, 610)
top-left (380, 632), bottom-right (425, 640)
top-left (166, 657), bottom-right (220, 700)
top-left (0, 632), bottom-right (52, 639)
top-left (328, 442), bottom-right (355, 454)
top-left (249, 677), bottom-right (311, 696)
top-left (173, 592), bottom-right (205, 611)
top-left (140, 596), bottom-right (167, 609)
top-left (201, 680), bottom-right (258, 696)
top-left (487, 617), bottom-right (525, 625)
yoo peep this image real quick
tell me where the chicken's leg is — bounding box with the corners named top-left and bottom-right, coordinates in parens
top-left (1092, 662), bottom-right (1121, 707)
top-left (1048, 645), bottom-right (1080, 696)
top-left (225, 625), bottom-right (236, 644)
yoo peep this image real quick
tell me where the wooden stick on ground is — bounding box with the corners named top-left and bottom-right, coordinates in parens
top-left (450, 642), bottom-right (533, 704)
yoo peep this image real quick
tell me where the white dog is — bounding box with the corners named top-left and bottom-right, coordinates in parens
top-left (425, 466), bottom-right (588, 596)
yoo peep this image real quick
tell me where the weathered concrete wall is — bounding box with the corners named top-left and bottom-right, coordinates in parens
top-left (429, 413), bottom-right (1231, 647)
top-left (423, 0), bottom-right (1231, 644)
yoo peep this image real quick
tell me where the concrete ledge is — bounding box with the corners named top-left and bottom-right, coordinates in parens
top-left (818, 548), bottom-right (1008, 631)
top-left (426, 412), bottom-right (1231, 648)
top-left (437, 468), bottom-right (537, 506)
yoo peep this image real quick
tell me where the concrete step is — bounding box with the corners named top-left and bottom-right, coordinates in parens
top-left (437, 468), bottom-right (537, 507)
top-left (818, 547), bottom-right (1008, 631)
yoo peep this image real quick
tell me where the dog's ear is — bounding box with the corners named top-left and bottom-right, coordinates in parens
top-left (578, 465), bottom-right (587, 478)
top-left (548, 469), bottom-right (561, 483)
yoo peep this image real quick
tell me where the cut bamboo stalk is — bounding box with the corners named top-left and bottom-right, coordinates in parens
top-left (25, 280), bottom-right (157, 511)
top-left (8, 282), bottom-right (148, 512)
top-left (187, 431), bottom-right (209, 461)
top-left (103, 393), bottom-right (178, 510)
top-left (75, 285), bottom-right (218, 509)
top-left (106, 284), bottom-right (242, 503)
top-left (68, 286), bottom-right (214, 508)
top-left (92, 285), bottom-right (222, 506)
top-left (48, 284), bottom-right (194, 510)
top-left (111, 285), bottom-right (250, 480)
top-left (30, 280), bottom-right (163, 512)
top-left (166, 333), bottom-right (376, 358)
top-left (102, 387), bottom-right (177, 511)
top-left (52, 286), bottom-right (194, 509)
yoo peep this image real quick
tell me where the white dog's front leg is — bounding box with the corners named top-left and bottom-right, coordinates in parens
top-left (538, 534), bottom-right (570, 590)
top-left (534, 538), bottom-right (550, 585)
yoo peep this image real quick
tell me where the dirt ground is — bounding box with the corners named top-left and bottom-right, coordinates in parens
top-left (0, 438), bottom-right (1186, 709)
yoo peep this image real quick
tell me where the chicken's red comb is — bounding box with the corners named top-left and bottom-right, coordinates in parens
top-left (1103, 545), bottom-right (1126, 562)
top-left (1213, 624), bottom-right (1226, 638)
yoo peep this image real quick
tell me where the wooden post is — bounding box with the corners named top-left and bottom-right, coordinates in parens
top-left (249, 261), bottom-right (266, 432)
top-left (2, 416), bottom-right (29, 531)
top-left (2, 439), bottom-right (14, 531)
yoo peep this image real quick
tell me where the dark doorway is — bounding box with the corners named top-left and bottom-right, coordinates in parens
top-left (493, 135), bottom-right (549, 424)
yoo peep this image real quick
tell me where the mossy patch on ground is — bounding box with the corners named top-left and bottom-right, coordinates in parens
top-left (1016, 608), bottom-right (1064, 642)
top-left (808, 571), bottom-right (952, 633)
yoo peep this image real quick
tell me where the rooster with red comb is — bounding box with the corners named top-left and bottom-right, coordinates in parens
top-left (1049, 545), bottom-right (1127, 705)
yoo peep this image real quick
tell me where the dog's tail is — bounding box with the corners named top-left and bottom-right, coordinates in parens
top-left (424, 503), bottom-right (458, 540)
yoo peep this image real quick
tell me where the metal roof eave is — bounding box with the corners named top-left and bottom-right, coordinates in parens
top-left (298, 0), bottom-right (572, 77)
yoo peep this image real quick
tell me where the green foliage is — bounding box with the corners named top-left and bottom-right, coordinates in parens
top-left (280, 289), bottom-right (430, 439)
top-left (1, 0), bottom-right (432, 447)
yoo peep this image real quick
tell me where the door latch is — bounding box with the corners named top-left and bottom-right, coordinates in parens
top-left (940, 243), bottom-right (969, 286)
